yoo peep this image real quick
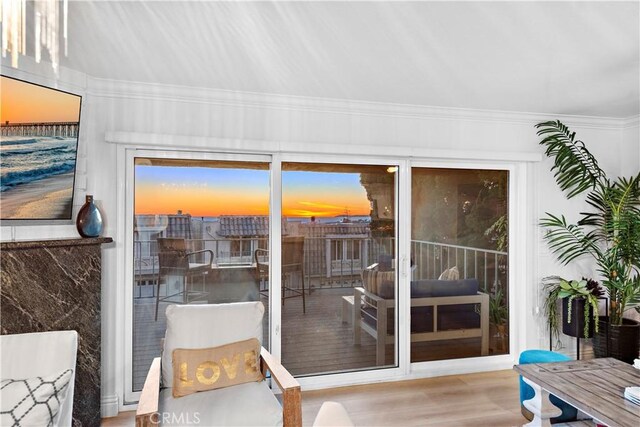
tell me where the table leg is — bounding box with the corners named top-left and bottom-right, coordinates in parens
top-left (342, 297), bottom-right (351, 324)
top-left (353, 289), bottom-right (362, 345)
top-left (522, 377), bottom-right (563, 427)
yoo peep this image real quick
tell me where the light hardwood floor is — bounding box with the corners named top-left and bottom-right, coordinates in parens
top-left (102, 369), bottom-right (526, 426)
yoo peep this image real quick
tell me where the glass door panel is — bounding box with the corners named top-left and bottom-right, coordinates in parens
top-left (410, 168), bottom-right (509, 362)
top-left (281, 162), bottom-right (397, 375)
top-left (132, 157), bottom-right (270, 391)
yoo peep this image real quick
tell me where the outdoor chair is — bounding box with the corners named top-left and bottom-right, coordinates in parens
top-left (0, 330), bottom-right (78, 427)
top-left (136, 302), bottom-right (302, 426)
top-left (351, 262), bottom-right (489, 365)
top-left (253, 236), bottom-right (306, 313)
top-left (155, 238), bottom-right (214, 320)
top-left (255, 247), bottom-right (270, 300)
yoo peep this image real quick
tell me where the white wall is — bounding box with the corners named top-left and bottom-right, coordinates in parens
top-left (88, 79), bottom-right (638, 414)
top-left (1, 64), bottom-right (635, 415)
top-left (621, 118), bottom-right (640, 176)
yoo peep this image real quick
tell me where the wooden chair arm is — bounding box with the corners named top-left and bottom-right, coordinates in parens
top-left (135, 357), bottom-right (161, 427)
top-left (410, 291), bottom-right (489, 307)
top-left (354, 286), bottom-right (386, 303)
top-left (260, 347), bottom-right (301, 427)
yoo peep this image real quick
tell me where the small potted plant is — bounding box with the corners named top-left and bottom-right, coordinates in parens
top-left (543, 276), bottom-right (601, 345)
top-left (488, 288), bottom-right (508, 353)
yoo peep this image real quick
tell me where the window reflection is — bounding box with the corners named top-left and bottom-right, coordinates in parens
top-left (410, 168), bottom-right (509, 362)
top-left (132, 158), bottom-right (270, 391)
top-left (281, 162), bottom-right (398, 375)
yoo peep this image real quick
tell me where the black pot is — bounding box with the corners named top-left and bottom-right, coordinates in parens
top-left (593, 316), bottom-right (640, 364)
top-left (561, 297), bottom-right (595, 338)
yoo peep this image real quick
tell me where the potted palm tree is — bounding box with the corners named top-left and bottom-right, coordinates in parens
top-left (537, 120), bottom-right (640, 363)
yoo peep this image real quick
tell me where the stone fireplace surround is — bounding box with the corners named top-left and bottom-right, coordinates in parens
top-left (1, 237), bottom-right (112, 427)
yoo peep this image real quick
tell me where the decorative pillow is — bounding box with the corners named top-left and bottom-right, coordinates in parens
top-left (172, 338), bottom-right (263, 398)
top-left (438, 266), bottom-right (459, 280)
top-left (0, 369), bottom-right (73, 427)
top-left (361, 264), bottom-right (395, 297)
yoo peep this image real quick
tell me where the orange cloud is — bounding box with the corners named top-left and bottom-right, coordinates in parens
top-left (297, 201), bottom-right (346, 210)
top-left (283, 199), bottom-right (370, 218)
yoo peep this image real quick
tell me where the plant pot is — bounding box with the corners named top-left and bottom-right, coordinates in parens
top-left (561, 297), bottom-right (594, 338)
top-left (489, 323), bottom-right (508, 354)
top-left (593, 316), bottom-right (640, 364)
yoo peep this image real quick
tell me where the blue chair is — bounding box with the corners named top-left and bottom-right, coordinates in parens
top-left (519, 350), bottom-right (578, 423)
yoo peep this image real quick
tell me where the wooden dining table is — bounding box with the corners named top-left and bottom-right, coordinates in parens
top-left (514, 357), bottom-right (640, 427)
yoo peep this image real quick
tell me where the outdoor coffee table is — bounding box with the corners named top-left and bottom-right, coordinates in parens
top-left (514, 357), bottom-right (640, 427)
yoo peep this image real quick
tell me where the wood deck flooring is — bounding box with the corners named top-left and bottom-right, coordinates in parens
top-left (133, 288), bottom-right (494, 390)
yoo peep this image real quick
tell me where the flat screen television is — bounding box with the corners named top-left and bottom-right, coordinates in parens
top-left (1, 75), bottom-right (81, 223)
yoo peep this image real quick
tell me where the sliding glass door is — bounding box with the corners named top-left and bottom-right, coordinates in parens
top-left (410, 167), bottom-right (509, 362)
top-left (131, 156), bottom-right (270, 392)
top-left (280, 162), bottom-right (398, 375)
top-left (125, 150), bottom-right (516, 401)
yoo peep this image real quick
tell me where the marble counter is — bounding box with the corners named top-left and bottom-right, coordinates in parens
top-left (1, 237), bottom-right (112, 427)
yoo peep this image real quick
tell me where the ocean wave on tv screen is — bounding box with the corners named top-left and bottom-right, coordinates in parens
top-left (0, 137), bottom-right (40, 147)
top-left (0, 136), bottom-right (77, 192)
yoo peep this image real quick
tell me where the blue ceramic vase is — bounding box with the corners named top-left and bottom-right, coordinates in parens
top-left (76, 195), bottom-right (103, 238)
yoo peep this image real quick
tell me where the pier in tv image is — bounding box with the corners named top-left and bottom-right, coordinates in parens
top-left (0, 76), bottom-right (81, 221)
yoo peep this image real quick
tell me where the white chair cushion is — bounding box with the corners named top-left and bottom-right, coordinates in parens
top-left (0, 370), bottom-right (73, 427)
top-left (162, 302), bottom-right (264, 388)
top-left (159, 381), bottom-right (282, 426)
top-left (0, 331), bottom-right (78, 427)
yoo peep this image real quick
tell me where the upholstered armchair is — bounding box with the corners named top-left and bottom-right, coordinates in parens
top-left (0, 330), bottom-right (78, 427)
top-left (136, 302), bottom-right (302, 427)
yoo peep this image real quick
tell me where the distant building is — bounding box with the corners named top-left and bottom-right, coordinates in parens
top-left (133, 213), bottom-right (389, 284)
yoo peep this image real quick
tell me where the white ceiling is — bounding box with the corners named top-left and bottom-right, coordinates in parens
top-left (56, 1), bottom-right (640, 117)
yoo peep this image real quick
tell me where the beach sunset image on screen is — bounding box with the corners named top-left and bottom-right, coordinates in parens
top-left (1, 76), bottom-right (81, 220)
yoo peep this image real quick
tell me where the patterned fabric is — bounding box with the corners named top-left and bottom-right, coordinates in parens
top-left (438, 266), bottom-right (460, 280)
top-left (0, 369), bottom-right (73, 427)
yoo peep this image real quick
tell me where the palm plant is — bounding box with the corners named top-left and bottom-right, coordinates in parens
top-left (489, 287), bottom-right (508, 326)
top-left (537, 120), bottom-right (640, 326)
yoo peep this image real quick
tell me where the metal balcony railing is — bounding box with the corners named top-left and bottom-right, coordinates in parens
top-left (411, 239), bottom-right (508, 292)
top-left (133, 237), bottom-right (507, 299)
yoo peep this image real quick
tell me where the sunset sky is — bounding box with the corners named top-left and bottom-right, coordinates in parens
top-left (135, 166), bottom-right (371, 218)
top-left (1, 76), bottom-right (81, 123)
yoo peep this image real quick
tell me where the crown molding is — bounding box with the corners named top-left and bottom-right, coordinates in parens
top-left (87, 77), bottom-right (630, 131)
top-left (621, 115), bottom-right (640, 129)
top-left (105, 130), bottom-right (543, 163)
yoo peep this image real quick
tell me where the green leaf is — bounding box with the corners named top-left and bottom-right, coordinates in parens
top-left (535, 120), bottom-right (603, 198)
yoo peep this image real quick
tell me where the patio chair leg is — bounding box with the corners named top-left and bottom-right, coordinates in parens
top-left (301, 271), bottom-right (306, 314)
top-left (154, 276), bottom-right (161, 321)
top-left (183, 276), bottom-right (188, 304)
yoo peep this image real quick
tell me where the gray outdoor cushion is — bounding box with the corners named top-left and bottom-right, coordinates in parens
top-left (410, 279), bottom-right (479, 298)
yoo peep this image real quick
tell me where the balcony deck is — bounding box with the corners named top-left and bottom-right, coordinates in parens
top-left (133, 285), bottom-right (490, 391)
